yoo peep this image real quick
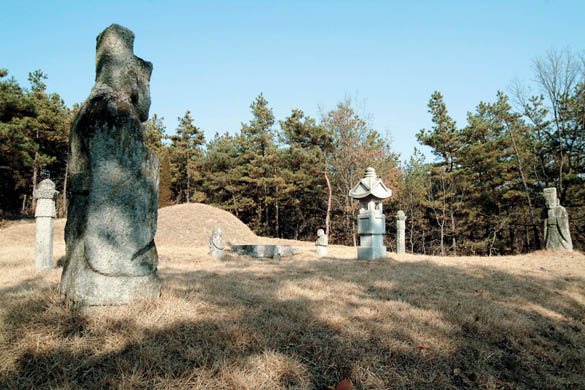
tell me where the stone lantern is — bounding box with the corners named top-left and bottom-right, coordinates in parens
top-left (349, 167), bottom-right (392, 259)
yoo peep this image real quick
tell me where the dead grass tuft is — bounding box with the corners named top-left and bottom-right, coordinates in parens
top-left (1, 207), bottom-right (585, 389)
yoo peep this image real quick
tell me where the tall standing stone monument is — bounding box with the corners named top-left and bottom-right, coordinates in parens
top-left (396, 210), bottom-right (406, 254)
top-left (60, 24), bottom-right (161, 308)
top-left (349, 167), bottom-right (393, 260)
top-left (543, 188), bottom-right (573, 251)
top-left (34, 179), bottom-right (59, 272)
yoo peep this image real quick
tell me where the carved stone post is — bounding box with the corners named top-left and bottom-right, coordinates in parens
top-left (396, 210), bottom-right (406, 254)
top-left (34, 179), bottom-right (59, 271)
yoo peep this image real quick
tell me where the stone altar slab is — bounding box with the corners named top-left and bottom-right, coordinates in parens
top-left (231, 245), bottom-right (300, 260)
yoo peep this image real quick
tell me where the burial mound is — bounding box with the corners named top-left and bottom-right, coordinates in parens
top-left (0, 203), bottom-right (258, 249)
top-left (156, 203), bottom-right (259, 247)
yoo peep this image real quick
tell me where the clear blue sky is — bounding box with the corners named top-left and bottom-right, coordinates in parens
top-left (2, 1), bottom-right (584, 161)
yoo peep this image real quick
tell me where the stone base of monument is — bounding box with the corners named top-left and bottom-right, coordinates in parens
top-left (61, 254), bottom-right (161, 308)
top-left (231, 245), bottom-right (299, 260)
top-left (209, 248), bottom-right (224, 258)
top-left (357, 246), bottom-right (387, 260)
top-left (357, 234), bottom-right (387, 260)
top-left (315, 246), bottom-right (328, 256)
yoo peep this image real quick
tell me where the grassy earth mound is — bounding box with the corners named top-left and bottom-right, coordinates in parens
top-left (156, 203), bottom-right (259, 247)
top-left (0, 203), bottom-right (260, 249)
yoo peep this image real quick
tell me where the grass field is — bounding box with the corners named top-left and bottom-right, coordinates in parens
top-left (1, 217), bottom-right (584, 389)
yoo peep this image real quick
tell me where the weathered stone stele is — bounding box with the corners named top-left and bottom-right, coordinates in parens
top-left (60, 24), bottom-right (161, 308)
top-left (34, 179), bottom-right (59, 272)
top-left (396, 210), bottom-right (406, 255)
top-left (209, 227), bottom-right (225, 258)
top-left (315, 228), bottom-right (328, 255)
top-left (349, 167), bottom-right (392, 260)
top-left (543, 188), bottom-right (573, 251)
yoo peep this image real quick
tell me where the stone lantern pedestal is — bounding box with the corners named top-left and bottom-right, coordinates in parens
top-left (349, 167), bottom-right (392, 260)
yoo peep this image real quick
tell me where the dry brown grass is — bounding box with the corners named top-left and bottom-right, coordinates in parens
top-left (1, 208), bottom-right (584, 389)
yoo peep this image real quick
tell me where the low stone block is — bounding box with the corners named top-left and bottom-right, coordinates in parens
top-left (358, 246), bottom-right (387, 260)
top-left (231, 245), bottom-right (299, 259)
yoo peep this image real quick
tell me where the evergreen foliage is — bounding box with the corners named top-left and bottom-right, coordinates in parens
top-left (0, 69), bottom-right (70, 216)
top-left (169, 111), bottom-right (205, 203)
top-left (0, 48), bottom-right (583, 252)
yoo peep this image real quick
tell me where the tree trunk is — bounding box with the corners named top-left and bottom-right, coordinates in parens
top-left (450, 212), bottom-right (457, 256)
top-left (440, 223), bottom-right (445, 256)
top-left (506, 121), bottom-right (540, 249)
top-left (31, 152), bottom-right (39, 213)
top-left (264, 183), bottom-right (269, 234)
top-left (21, 194), bottom-right (27, 214)
top-left (275, 198), bottom-right (279, 238)
top-left (324, 161), bottom-right (332, 237)
top-left (409, 215), bottom-right (415, 252)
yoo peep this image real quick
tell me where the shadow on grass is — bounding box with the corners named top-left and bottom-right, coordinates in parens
top-left (1, 257), bottom-right (584, 389)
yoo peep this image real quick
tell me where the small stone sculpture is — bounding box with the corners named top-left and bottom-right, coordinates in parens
top-left (396, 210), bottom-right (406, 254)
top-left (209, 227), bottom-right (225, 258)
top-left (315, 229), bottom-right (328, 255)
top-left (348, 167), bottom-right (392, 260)
top-left (60, 24), bottom-right (161, 309)
top-left (34, 179), bottom-right (59, 272)
top-left (543, 188), bottom-right (573, 251)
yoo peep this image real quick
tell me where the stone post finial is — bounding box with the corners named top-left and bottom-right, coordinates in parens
top-left (365, 167), bottom-right (376, 177)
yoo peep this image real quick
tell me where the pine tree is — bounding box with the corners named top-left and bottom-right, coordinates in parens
top-left (395, 149), bottom-right (431, 254)
top-left (169, 111), bottom-right (205, 203)
top-left (203, 132), bottom-right (248, 216)
top-left (237, 93), bottom-right (277, 234)
top-left (0, 69), bottom-right (70, 215)
top-left (417, 92), bottom-right (462, 255)
top-left (279, 109), bottom-right (333, 239)
top-left (144, 113), bottom-right (167, 158)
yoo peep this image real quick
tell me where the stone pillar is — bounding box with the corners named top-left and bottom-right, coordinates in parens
top-left (396, 210), bottom-right (406, 254)
top-left (34, 179), bottom-right (59, 272)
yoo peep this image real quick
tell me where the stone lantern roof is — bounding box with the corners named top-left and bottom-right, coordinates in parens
top-left (349, 167), bottom-right (392, 200)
